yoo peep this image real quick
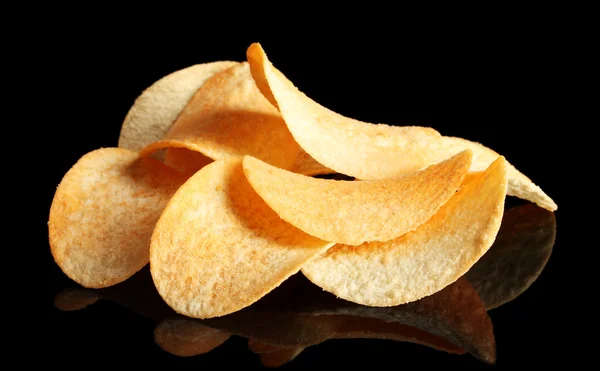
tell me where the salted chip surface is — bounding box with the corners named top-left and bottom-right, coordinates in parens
top-left (154, 318), bottom-right (230, 357)
top-left (432, 136), bottom-right (557, 211)
top-left (49, 148), bottom-right (188, 288)
top-left (302, 156), bottom-right (508, 306)
top-left (290, 149), bottom-right (335, 176)
top-left (466, 203), bottom-right (556, 310)
top-left (242, 150), bottom-right (472, 245)
top-left (140, 62), bottom-right (300, 170)
top-left (150, 159), bottom-right (334, 319)
top-left (247, 43), bottom-right (556, 211)
top-left (247, 43), bottom-right (442, 179)
top-left (164, 147), bottom-right (213, 175)
top-left (119, 61), bottom-right (239, 151)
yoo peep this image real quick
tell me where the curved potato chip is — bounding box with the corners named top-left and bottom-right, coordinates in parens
top-left (118, 61), bottom-right (239, 151)
top-left (466, 203), bottom-right (555, 310)
top-left (164, 147), bottom-right (213, 175)
top-left (302, 156), bottom-right (508, 306)
top-left (247, 43), bottom-right (556, 211)
top-left (140, 62), bottom-right (300, 170)
top-left (291, 149), bottom-right (335, 176)
top-left (150, 159), bottom-right (334, 319)
top-left (433, 136), bottom-right (557, 211)
top-left (49, 148), bottom-right (188, 288)
top-left (247, 43), bottom-right (442, 179)
top-left (242, 150), bottom-right (472, 245)
top-left (154, 318), bottom-right (230, 357)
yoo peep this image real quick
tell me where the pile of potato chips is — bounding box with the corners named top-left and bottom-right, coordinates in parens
top-left (48, 43), bottom-right (556, 319)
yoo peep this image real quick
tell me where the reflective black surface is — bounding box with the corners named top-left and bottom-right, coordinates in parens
top-left (50, 202), bottom-right (556, 368)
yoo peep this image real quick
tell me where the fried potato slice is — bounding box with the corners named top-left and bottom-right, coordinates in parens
top-left (247, 42), bottom-right (442, 179)
top-left (49, 148), bottom-right (188, 288)
top-left (154, 318), bottom-right (230, 357)
top-left (164, 147), bottom-right (213, 175)
top-left (118, 61), bottom-right (239, 151)
top-left (290, 149), bottom-right (335, 176)
top-left (150, 159), bottom-right (334, 319)
top-left (302, 156), bottom-right (508, 306)
top-left (466, 203), bottom-right (555, 310)
top-left (140, 62), bottom-right (300, 170)
top-left (434, 136), bottom-right (557, 211)
top-left (247, 43), bottom-right (556, 211)
top-left (242, 150), bottom-right (472, 245)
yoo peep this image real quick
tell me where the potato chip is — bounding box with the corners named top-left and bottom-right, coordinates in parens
top-left (247, 43), bottom-right (442, 177)
top-left (246, 43), bottom-right (556, 211)
top-left (154, 318), bottom-right (230, 357)
top-left (139, 62), bottom-right (301, 170)
top-left (302, 156), bottom-right (508, 306)
top-left (290, 149), bottom-right (335, 176)
top-left (433, 136), bottom-right (557, 211)
top-left (118, 61), bottom-right (239, 151)
top-left (150, 159), bottom-right (334, 319)
top-left (466, 203), bottom-right (555, 310)
top-left (49, 148), bottom-right (188, 288)
top-left (242, 150), bottom-right (472, 245)
top-left (164, 147), bottom-right (213, 175)
top-left (259, 348), bottom-right (305, 368)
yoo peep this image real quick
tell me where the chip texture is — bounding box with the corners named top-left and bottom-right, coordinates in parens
top-left (290, 149), bottom-right (335, 176)
top-left (247, 43), bottom-right (556, 211)
top-left (247, 43), bottom-right (443, 179)
top-left (243, 151), bottom-right (472, 245)
top-left (150, 159), bottom-right (333, 318)
top-left (140, 62), bottom-right (300, 170)
top-left (302, 156), bottom-right (508, 306)
top-left (164, 147), bottom-right (213, 175)
top-left (49, 148), bottom-right (187, 288)
top-left (119, 61), bottom-right (239, 151)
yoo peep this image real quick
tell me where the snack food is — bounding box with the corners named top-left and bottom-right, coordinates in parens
top-left (246, 43), bottom-right (556, 211)
top-left (49, 42), bottom-right (556, 337)
top-left (149, 160), bottom-right (333, 319)
top-left (301, 157), bottom-right (508, 306)
top-left (242, 151), bottom-right (471, 245)
top-left (49, 148), bottom-right (187, 288)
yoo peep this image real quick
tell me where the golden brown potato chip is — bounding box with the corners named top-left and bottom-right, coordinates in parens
top-left (466, 203), bottom-right (555, 310)
top-left (139, 62), bottom-right (300, 170)
top-left (259, 348), bottom-right (305, 368)
top-left (247, 43), bottom-right (442, 178)
top-left (118, 61), bottom-right (239, 151)
top-left (49, 148), bottom-right (188, 288)
top-left (154, 318), bottom-right (230, 357)
top-left (302, 156), bottom-right (508, 306)
top-left (247, 43), bottom-right (556, 211)
top-left (150, 159), bottom-right (334, 319)
top-left (290, 149), bottom-right (335, 176)
top-left (164, 147), bottom-right (213, 175)
top-left (433, 136), bottom-right (557, 211)
top-left (242, 150), bottom-right (471, 245)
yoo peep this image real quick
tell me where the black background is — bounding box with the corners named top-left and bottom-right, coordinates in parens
top-left (39, 19), bottom-right (576, 369)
